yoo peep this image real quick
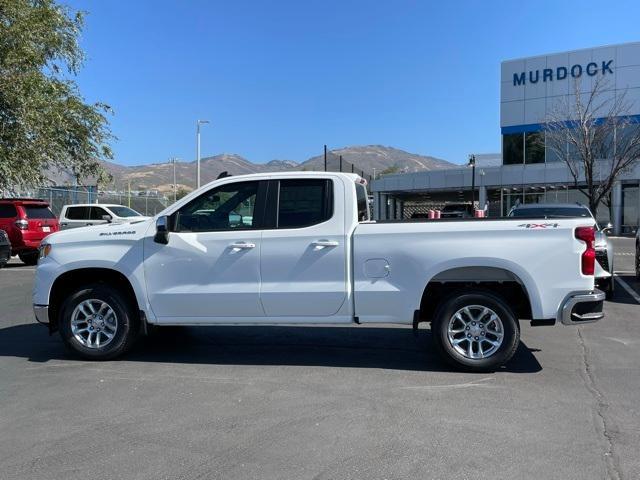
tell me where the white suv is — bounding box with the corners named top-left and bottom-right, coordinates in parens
top-left (59, 204), bottom-right (148, 229)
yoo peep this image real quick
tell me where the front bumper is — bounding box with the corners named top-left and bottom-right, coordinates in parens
top-left (560, 289), bottom-right (605, 325)
top-left (33, 304), bottom-right (49, 325)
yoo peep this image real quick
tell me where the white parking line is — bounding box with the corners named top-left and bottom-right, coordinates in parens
top-left (614, 275), bottom-right (640, 304)
top-left (0, 268), bottom-right (35, 272)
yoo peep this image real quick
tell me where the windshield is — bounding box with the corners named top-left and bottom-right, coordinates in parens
top-left (510, 207), bottom-right (590, 218)
top-left (107, 206), bottom-right (142, 218)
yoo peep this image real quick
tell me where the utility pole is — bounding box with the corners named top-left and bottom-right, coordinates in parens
top-left (324, 145), bottom-right (327, 171)
top-left (127, 180), bottom-right (131, 208)
top-left (468, 154), bottom-right (476, 205)
top-left (339, 155), bottom-right (343, 172)
top-left (170, 157), bottom-right (178, 203)
top-left (373, 167), bottom-right (376, 180)
top-left (196, 120), bottom-right (210, 189)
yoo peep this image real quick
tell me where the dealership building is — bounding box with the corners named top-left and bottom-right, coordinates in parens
top-left (371, 41), bottom-right (640, 234)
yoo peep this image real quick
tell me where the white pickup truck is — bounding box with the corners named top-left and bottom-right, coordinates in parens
top-left (33, 172), bottom-right (605, 371)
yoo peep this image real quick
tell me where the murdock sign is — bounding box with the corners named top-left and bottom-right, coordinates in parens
top-left (513, 60), bottom-right (613, 86)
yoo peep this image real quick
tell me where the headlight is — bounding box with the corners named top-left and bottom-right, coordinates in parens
top-left (39, 243), bottom-right (52, 259)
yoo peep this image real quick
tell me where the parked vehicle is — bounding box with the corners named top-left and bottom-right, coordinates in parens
top-left (440, 203), bottom-right (474, 218)
top-left (508, 203), bottom-right (614, 299)
top-left (0, 229), bottom-right (10, 268)
top-left (33, 172), bottom-right (604, 371)
top-left (59, 204), bottom-right (148, 229)
top-left (0, 198), bottom-right (59, 265)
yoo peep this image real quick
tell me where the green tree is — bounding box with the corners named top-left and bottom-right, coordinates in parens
top-left (0, 0), bottom-right (113, 192)
top-left (379, 165), bottom-right (400, 176)
top-left (176, 187), bottom-right (191, 201)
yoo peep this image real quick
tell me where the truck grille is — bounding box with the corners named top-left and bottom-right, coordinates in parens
top-left (595, 251), bottom-right (609, 273)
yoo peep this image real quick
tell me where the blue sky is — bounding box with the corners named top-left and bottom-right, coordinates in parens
top-left (67, 0), bottom-right (640, 166)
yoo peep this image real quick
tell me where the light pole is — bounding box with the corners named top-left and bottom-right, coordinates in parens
top-left (196, 120), bottom-right (210, 189)
top-left (468, 154), bottom-right (476, 206)
top-left (169, 157), bottom-right (178, 203)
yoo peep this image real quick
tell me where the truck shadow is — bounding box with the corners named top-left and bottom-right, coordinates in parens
top-left (0, 322), bottom-right (542, 373)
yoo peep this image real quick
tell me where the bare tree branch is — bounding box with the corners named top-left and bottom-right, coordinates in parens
top-left (543, 75), bottom-right (640, 215)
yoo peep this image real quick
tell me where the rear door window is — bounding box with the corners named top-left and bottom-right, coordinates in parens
top-left (24, 205), bottom-right (56, 219)
top-left (276, 179), bottom-right (333, 229)
top-left (0, 204), bottom-right (17, 218)
top-left (65, 206), bottom-right (89, 220)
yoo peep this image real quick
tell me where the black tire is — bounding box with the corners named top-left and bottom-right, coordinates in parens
top-left (18, 251), bottom-right (38, 266)
top-left (431, 290), bottom-right (520, 372)
top-left (59, 283), bottom-right (139, 360)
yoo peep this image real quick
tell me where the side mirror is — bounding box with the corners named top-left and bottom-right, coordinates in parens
top-left (154, 216), bottom-right (169, 244)
top-left (602, 222), bottom-right (613, 234)
top-left (102, 214), bottom-right (112, 223)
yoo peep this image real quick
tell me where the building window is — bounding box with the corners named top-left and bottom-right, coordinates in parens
top-left (525, 132), bottom-right (545, 164)
top-left (502, 133), bottom-right (524, 165)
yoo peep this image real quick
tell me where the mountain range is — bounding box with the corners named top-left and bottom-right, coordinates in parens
top-left (52, 145), bottom-right (455, 192)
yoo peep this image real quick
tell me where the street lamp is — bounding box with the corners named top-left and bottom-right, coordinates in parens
top-left (468, 154), bottom-right (476, 206)
top-left (196, 119), bottom-right (210, 189)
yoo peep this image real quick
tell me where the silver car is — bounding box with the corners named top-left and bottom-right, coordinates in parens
top-left (508, 203), bottom-right (615, 299)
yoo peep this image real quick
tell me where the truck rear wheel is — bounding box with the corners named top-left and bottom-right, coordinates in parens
top-left (431, 290), bottom-right (520, 372)
top-left (59, 284), bottom-right (139, 360)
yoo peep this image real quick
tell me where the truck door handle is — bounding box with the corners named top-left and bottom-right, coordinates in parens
top-left (312, 240), bottom-right (339, 247)
top-left (229, 242), bottom-right (255, 249)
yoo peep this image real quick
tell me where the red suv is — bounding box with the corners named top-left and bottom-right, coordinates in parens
top-left (0, 198), bottom-right (59, 265)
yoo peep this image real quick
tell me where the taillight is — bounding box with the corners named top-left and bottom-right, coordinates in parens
top-left (575, 226), bottom-right (595, 275)
top-left (15, 219), bottom-right (28, 230)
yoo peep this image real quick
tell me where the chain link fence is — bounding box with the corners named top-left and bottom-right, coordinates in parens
top-left (10, 186), bottom-right (170, 217)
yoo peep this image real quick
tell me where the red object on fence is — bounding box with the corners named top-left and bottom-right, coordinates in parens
top-left (434, 210), bottom-right (441, 219)
top-left (474, 209), bottom-right (485, 218)
top-left (428, 210), bottom-right (435, 219)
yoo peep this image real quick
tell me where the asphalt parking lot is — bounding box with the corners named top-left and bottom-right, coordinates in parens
top-left (1, 238), bottom-right (639, 480)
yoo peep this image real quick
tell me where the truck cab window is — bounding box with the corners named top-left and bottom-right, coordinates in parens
top-left (89, 207), bottom-right (109, 220)
top-left (277, 179), bottom-right (333, 228)
top-left (356, 183), bottom-right (369, 221)
top-left (66, 206), bottom-right (88, 220)
top-left (175, 181), bottom-right (259, 232)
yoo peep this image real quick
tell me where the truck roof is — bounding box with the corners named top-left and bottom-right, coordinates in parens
top-left (512, 203), bottom-right (587, 210)
top-left (61, 204), bottom-right (131, 208)
top-left (202, 171), bottom-right (365, 186)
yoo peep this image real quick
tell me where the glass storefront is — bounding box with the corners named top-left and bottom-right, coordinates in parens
top-left (502, 134), bottom-right (524, 165)
top-left (525, 132), bottom-right (545, 164)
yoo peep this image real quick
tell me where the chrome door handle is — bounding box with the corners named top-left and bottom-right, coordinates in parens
top-left (312, 240), bottom-right (339, 247)
top-left (230, 242), bottom-right (256, 249)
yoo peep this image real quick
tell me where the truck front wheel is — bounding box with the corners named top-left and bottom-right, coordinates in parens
top-left (59, 284), bottom-right (139, 360)
top-left (431, 291), bottom-right (520, 372)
